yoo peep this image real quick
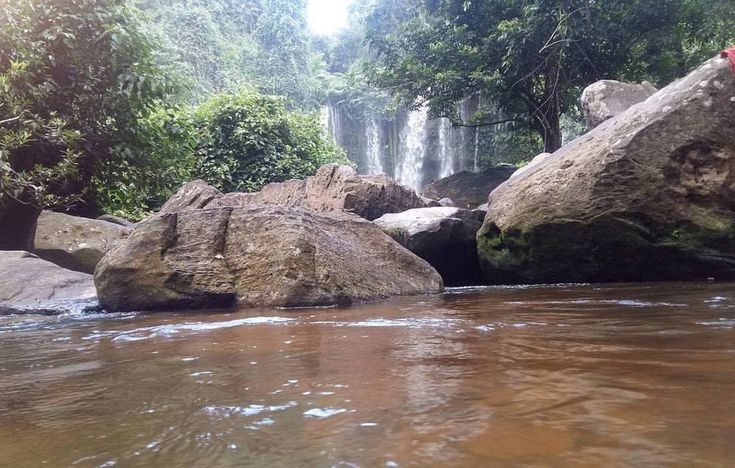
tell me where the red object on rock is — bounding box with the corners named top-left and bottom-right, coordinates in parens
top-left (721, 46), bottom-right (735, 76)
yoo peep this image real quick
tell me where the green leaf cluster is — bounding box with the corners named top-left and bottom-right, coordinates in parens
top-left (190, 89), bottom-right (348, 193)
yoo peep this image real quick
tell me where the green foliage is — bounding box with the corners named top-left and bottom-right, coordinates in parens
top-left (0, 60), bottom-right (84, 209)
top-left (141, 0), bottom-right (323, 108)
top-left (93, 106), bottom-right (197, 220)
top-left (254, 0), bottom-right (316, 108)
top-left (139, 0), bottom-right (263, 102)
top-left (190, 89), bottom-right (348, 193)
top-left (0, 0), bottom-right (183, 218)
top-left (364, 0), bottom-right (735, 152)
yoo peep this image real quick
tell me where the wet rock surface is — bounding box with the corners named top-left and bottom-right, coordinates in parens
top-left (478, 56), bottom-right (735, 284)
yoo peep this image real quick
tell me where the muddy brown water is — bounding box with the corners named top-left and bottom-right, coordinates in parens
top-left (1, 282), bottom-right (734, 467)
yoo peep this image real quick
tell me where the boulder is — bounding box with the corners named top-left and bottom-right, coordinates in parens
top-left (206, 164), bottom-right (428, 220)
top-left (33, 211), bottom-right (131, 273)
top-left (0, 251), bottom-right (97, 315)
top-left (581, 80), bottom-right (657, 128)
top-left (510, 153), bottom-right (553, 180)
top-left (422, 167), bottom-right (517, 209)
top-left (375, 207), bottom-right (485, 286)
top-left (160, 179), bottom-right (222, 214)
top-left (95, 205), bottom-right (443, 312)
top-left (97, 214), bottom-right (134, 227)
top-left (477, 55), bottom-right (735, 284)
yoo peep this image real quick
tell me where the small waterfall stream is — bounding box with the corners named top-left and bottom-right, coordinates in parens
top-left (395, 106), bottom-right (429, 190)
top-left (365, 119), bottom-right (384, 176)
top-left (438, 118), bottom-right (453, 179)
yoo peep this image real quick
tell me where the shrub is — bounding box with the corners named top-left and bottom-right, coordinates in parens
top-left (190, 89), bottom-right (348, 193)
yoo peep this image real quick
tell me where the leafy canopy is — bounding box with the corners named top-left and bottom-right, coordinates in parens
top-left (365, 0), bottom-right (735, 152)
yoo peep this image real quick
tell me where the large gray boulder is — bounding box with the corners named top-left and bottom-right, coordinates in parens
top-left (581, 79), bottom-right (657, 128)
top-left (477, 55), bottom-right (735, 284)
top-left (95, 206), bottom-right (443, 312)
top-left (422, 167), bottom-right (517, 209)
top-left (206, 164), bottom-right (428, 220)
top-left (375, 207), bottom-right (485, 286)
top-left (0, 251), bottom-right (97, 315)
top-left (33, 211), bottom-right (131, 274)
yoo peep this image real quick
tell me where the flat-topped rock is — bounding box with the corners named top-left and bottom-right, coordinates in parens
top-left (206, 164), bottom-right (428, 220)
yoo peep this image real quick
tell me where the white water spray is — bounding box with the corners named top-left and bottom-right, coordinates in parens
top-left (395, 106), bottom-right (429, 190)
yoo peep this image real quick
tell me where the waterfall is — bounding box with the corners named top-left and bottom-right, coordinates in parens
top-left (473, 127), bottom-right (479, 172)
top-left (319, 105), bottom-right (330, 136)
top-left (395, 105), bottom-right (429, 191)
top-left (321, 95), bottom-right (515, 187)
top-left (365, 119), bottom-right (384, 175)
top-left (438, 118), bottom-right (454, 179)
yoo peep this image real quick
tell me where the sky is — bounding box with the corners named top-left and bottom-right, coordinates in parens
top-left (307, 0), bottom-right (353, 36)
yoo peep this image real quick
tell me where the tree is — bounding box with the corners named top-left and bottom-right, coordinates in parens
top-left (254, 0), bottom-right (316, 108)
top-left (139, 0), bottom-right (264, 102)
top-left (0, 0), bottom-right (181, 216)
top-left (365, 0), bottom-right (735, 153)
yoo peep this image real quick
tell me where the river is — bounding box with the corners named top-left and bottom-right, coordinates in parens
top-left (1, 282), bottom-right (734, 466)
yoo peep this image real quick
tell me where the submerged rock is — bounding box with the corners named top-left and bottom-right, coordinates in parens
top-left (477, 55), bottom-right (735, 284)
top-left (0, 251), bottom-right (97, 315)
top-left (201, 164), bottom-right (427, 220)
top-left (95, 206), bottom-right (443, 312)
top-left (33, 211), bottom-right (131, 274)
top-left (581, 80), bottom-right (657, 128)
top-left (422, 167), bottom-right (517, 209)
top-left (375, 207), bottom-right (485, 286)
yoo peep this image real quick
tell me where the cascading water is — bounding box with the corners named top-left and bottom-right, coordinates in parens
top-left (365, 119), bottom-right (384, 176)
top-left (473, 127), bottom-right (479, 172)
top-left (319, 106), bottom-right (330, 137)
top-left (395, 105), bottom-right (429, 191)
top-left (438, 118), bottom-right (454, 179)
top-left (320, 95), bottom-right (515, 189)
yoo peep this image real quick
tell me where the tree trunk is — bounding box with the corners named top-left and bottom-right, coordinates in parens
top-left (541, 66), bottom-right (563, 153)
top-left (543, 108), bottom-right (562, 153)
